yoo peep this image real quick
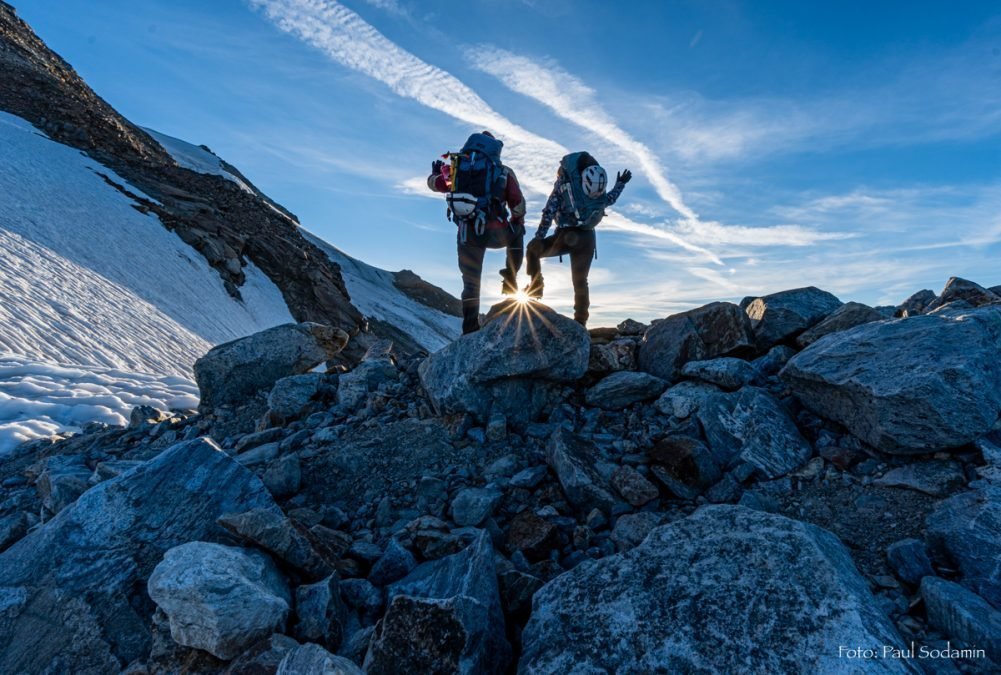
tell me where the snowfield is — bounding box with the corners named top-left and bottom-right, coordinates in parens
top-left (0, 112), bottom-right (293, 451)
top-left (0, 354), bottom-right (199, 455)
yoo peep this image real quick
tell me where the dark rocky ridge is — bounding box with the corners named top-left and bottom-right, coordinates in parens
top-left (0, 1), bottom-right (457, 362)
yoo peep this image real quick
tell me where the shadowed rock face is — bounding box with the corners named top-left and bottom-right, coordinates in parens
top-left (0, 438), bottom-right (280, 674)
top-left (782, 306), bottom-right (1001, 453)
top-left (745, 286), bottom-right (843, 350)
top-left (520, 505), bottom-right (917, 674)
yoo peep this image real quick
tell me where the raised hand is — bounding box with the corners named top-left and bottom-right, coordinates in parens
top-left (617, 169), bottom-right (632, 184)
top-left (432, 159), bottom-right (444, 175)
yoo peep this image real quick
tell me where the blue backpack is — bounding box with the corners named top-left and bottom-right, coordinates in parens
top-left (445, 133), bottom-right (509, 235)
top-left (557, 152), bottom-right (606, 229)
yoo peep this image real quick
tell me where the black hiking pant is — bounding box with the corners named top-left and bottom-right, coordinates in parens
top-left (525, 227), bottom-right (596, 326)
top-left (457, 225), bottom-right (524, 334)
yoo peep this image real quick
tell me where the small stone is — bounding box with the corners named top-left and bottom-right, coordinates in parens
top-left (610, 465), bottom-right (659, 507)
top-left (340, 578), bottom-right (384, 625)
top-left (886, 538), bottom-right (935, 586)
top-left (874, 461), bottom-right (967, 497)
top-left (263, 454), bottom-right (302, 498)
top-left (450, 487), bottom-right (502, 527)
top-left (506, 510), bottom-right (560, 562)
top-left (294, 575), bottom-right (348, 650)
top-left (484, 455), bottom-right (519, 479)
top-left (485, 413), bottom-right (507, 443)
top-left (509, 465), bottom-right (548, 489)
top-left (368, 539), bottom-right (417, 586)
top-left (610, 512), bottom-right (663, 551)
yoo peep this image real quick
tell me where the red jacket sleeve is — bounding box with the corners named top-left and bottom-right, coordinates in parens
top-left (505, 169), bottom-right (526, 226)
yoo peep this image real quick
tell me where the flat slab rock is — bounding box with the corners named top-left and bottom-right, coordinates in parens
top-left (782, 306), bottom-right (1001, 453)
top-left (520, 505), bottom-right (917, 674)
top-left (874, 461), bottom-right (967, 497)
top-left (0, 438), bottom-right (279, 674)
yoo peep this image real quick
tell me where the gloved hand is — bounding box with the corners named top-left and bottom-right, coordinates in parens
top-left (432, 159), bottom-right (445, 175)
top-left (616, 169), bottom-right (632, 184)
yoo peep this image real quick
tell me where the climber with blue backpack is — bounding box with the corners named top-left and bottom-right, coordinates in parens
top-left (524, 152), bottom-right (632, 326)
top-left (428, 131), bottom-right (527, 334)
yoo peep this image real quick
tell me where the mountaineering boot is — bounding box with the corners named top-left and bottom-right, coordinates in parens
top-left (500, 269), bottom-right (517, 296)
top-left (525, 275), bottom-right (544, 299)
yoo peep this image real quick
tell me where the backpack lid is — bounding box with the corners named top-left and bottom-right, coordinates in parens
top-left (461, 133), bottom-right (503, 164)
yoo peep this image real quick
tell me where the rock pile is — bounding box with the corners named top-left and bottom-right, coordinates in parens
top-left (0, 276), bottom-right (999, 673)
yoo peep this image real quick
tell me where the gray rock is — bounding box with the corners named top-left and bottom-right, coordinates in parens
top-left (37, 454), bottom-right (91, 514)
top-left (585, 371), bottom-right (668, 410)
top-left (796, 301), bottom-right (884, 347)
top-left (0, 511), bottom-right (28, 552)
top-left (0, 439), bottom-right (277, 674)
top-left (610, 465), bottom-right (659, 506)
top-left (926, 276), bottom-right (1001, 313)
top-left (263, 454), bottom-right (302, 497)
top-left (926, 485), bottom-right (1001, 609)
top-left (897, 289), bottom-right (936, 317)
top-left (647, 434), bottom-right (721, 498)
top-left (545, 429), bottom-right (616, 513)
top-left (587, 338), bottom-right (636, 374)
top-left (148, 542), bottom-right (291, 660)
top-left (696, 387), bottom-right (812, 478)
top-left (368, 538), bottom-right (417, 586)
top-left (781, 306), bottom-right (1001, 453)
top-left (235, 428), bottom-right (285, 453)
top-left (278, 643), bottom-right (365, 675)
top-left (341, 578), bottom-right (384, 625)
top-left (610, 511), bottom-right (664, 551)
top-left (680, 356), bottom-right (758, 390)
top-left (886, 538), bottom-right (935, 586)
top-left (130, 405), bottom-right (168, 428)
top-left (236, 441), bottom-right (281, 467)
top-left (337, 356), bottom-right (398, 411)
top-left (485, 412), bottom-right (507, 443)
top-left (638, 302), bottom-right (754, 382)
top-left (751, 344), bottom-right (797, 377)
top-left (418, 301), bottom-right (588, 423)
top-left (364, 531), bottom-right (510, 674)
top-left (520, 505), bottom-right (916, 674)
top-left (921, 576), bottom-right (1001, 663)
top-left (225, 633), bottom-right (300, 674)
top-left (616, 318), bottom-right (648, 335)
top-left (450, 487), bottom-right (502, 527)
top-left (509, 465), bottom-right (548, 489)
top-left (268, 373), bottom-right (325, 420)
top-left (194, 322), bottom-right (348, 410)
top-left (218, 508), bottom-right (331, 580)
top-left (874, 461), bottom-right (967, 497)
top-left (506, 510), bottom-right (560, 562)
top-left (294, 575), bottom-right (348, 650)
top-left (653, 379), bottom-right (720, 419)
top-left (745, 286), bottom-right (842, 349)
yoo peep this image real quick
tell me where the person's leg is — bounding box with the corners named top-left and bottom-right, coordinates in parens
top-left (457, 241), bottom-right (486, 334)
top-left (568, 230), bottom-right (596, 326)
top-left (524, 231), bottom-right (570, 297)
top-left (501, 227), bottom-right (525, 295)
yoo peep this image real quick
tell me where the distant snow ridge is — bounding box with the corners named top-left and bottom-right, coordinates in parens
top-left (0, 353), bottom-right (198, 455)
top-left (143, 128), bottom-right (253, 193)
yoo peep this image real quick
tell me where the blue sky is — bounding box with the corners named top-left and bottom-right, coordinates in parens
top-left (15, 0), bottom-right (1001, 325)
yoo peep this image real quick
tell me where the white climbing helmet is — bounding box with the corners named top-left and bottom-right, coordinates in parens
top-left (581, 164), bottom-right (607, 198)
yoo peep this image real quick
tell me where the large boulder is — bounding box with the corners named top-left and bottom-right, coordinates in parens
top-left (584, 371), bottom-right (667, 410)
top-left (781, 306), bottom-right (1001, 453)
top-left (925, 276), bottom-right (1001, 313)
top-left (194, 322), bottom-right (349, 410)
top-left (920, 577), bottom-right (1001, 664)
top-left (896, 289), bottom-right (936, 317)
top-left (0, 439), bottom-right (279, 674)
top-left (519, 505), bottom-right (916, 674)
top-left (278, 642), bottom-right (365, 675)
top-left (147, 542), bottom-right (291, 660)
top-left (418, 301), bottom-right (589, 422)
top-left (796, 301), bottom-right (884, 347)
top-left (638, 302), bottom-right (753, 382)
top-left (364, 531), bottom-right (510, 674)
top-left (696, 387), bottom-right (812, 478)
top-left (745, 286), bottom-right (842, 349)
top-left (926, 485), bottom-right (1001, 609)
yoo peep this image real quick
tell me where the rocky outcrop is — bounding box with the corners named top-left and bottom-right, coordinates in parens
top-left (418, 301), bottom-right (588, 422)
top-left (194, 322), bottom-right (348, 409)
top-left (925, 276), bottom-right (1001, 313)
top-left (696, 387), bottom-right (812, 478)
top-left (638, 302), bottom-right (754, 382)
top-left (147, 542), bottom-right (291, 660)
top-left (520, 505), bottom-right (915, 674)
top-left (0, 438), bottom-right (278, 673)
top-left (921, 577), bottom-right (1001, 663)
top-left (745, 286), bottom-right (843, 349)
top-left (364, 531), bottom-right (510, 674)
top-left (796, 301), bottom-right (884, 347)
top-left (781, 306), bottom-right (1001, 453)
top-left (926, 485), bottom-right (1001, 609)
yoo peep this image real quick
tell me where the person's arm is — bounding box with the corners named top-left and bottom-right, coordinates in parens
top-left (504, 169), bottom-right (527, 226)
top-left (535, 178), bottom-right (562, 239)
top-left (604, 169), bottom-right (632, 207)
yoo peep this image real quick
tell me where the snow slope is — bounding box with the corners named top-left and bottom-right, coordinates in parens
top-left (143, 127), bottom-right (253, 192)
top-left (0, 112), bottom-right (294, 451)
top-left (303, 232), bottom-right (460, 352)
